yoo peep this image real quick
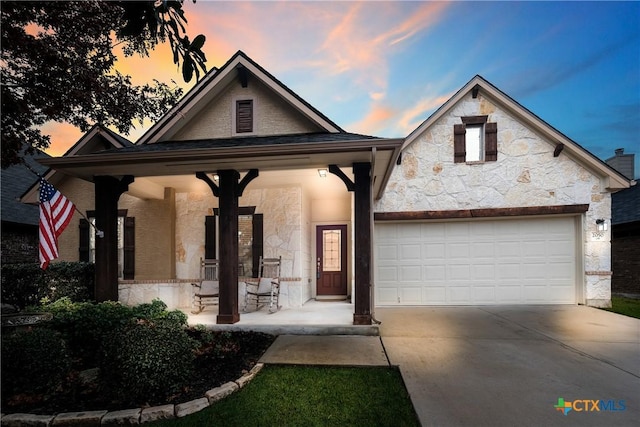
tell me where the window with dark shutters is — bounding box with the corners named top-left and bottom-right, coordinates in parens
top-left (80, 212), bottom-right (134, 279)
top-left (454, 124), bottom-right (466, 163)
top-left (236, 99), bottom-right (253, 133)
top-left (454, 116), bottom-right (498, 163)
top-left (123, 217), bottom-right (135, 280)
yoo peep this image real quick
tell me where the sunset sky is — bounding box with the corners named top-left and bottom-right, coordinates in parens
top-left (42, 1), bottom-right (640, 177)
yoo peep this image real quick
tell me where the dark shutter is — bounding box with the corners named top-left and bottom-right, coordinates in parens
top-left (485, 122), bottom-right (498, 162)
top-left (236, 100), bottom-right (253, 133)
top-left (79, 219), bottom-right (90, 262)
top-left (205, 215), bottom-right (216, 259)
top-left (252, 214), bottom-right (264, 278)
top-left (454, 124), bottom-right (466, 163)
top-left (123, 217), bottom-right (135, 280)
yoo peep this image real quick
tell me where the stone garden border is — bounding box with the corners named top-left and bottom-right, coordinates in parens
top-left (0, 363), bottom-right (264, 426)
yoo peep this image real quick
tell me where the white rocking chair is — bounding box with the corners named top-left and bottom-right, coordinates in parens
top-left (191, 258), bottom-right (219, 314)
top-left (243, 256), bottom-right (281, 313)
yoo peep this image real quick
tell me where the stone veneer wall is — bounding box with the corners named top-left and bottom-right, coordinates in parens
top-left (174, 185), bottom-right (307, 308)
top-left (375, 92), bottom-right (613, 307)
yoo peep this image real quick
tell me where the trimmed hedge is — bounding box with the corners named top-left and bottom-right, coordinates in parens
top-left (100, 321), bottom-right (198, 404)
top-left (1, 262), bottom-right (94, 308)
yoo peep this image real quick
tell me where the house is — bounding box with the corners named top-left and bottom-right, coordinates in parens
top-left (21, 51), bottom-right (630, 324)
top-left (1, 149), bottom-right (49, 264)
top-left (606, 149), bottom-right (639, 296)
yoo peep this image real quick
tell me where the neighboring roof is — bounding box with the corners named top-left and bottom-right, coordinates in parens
top-left (1, 149), bottom-right (49, 226)
top-left (137, 50), bottom-right (344, 144)
top-left (612, 184), bottom-right (640, 225)
top-left (21, 125), bottom-right (134, 204)
top-left (403, 75), bottom-right (631, 191)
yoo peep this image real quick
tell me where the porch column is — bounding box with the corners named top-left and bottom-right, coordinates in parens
top-left (353, 162), bottom-right (372, 325)
top-left (94, 175), bottom-right (134, 302)
top-left (217, 170), bottom-right (241, 324)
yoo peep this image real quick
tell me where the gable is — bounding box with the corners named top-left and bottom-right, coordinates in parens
top-left (402, 76), bottom-right (629, 192)
top-left (139, 51), bottom-right (343, 144)
top-left (171, 76), bottom-right (325, 141)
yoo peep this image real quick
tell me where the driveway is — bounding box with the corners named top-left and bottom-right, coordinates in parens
top-left (376, 305), bottom-right (639, 427)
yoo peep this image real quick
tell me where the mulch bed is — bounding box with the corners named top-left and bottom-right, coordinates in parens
top-left (2, 330), bottom-right (276, 415)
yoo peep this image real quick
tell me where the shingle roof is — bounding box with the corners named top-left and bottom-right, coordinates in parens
top-left (95, 132), bottom-right (380, 155)
top-left (1, 150), bottom-right (49, 226)
top-left (612, 184), bottom-right (640, 225)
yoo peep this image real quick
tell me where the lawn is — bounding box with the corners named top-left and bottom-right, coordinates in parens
top-left (150, 365), bottom-right (420, 427)
top-left (604, 295), bottom-right (640, 319)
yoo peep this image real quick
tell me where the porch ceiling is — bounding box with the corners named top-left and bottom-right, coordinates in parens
top-left (39, 135), bottom-right (403, 200)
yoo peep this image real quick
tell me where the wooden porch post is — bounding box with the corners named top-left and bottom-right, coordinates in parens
top-left (217, 169), bottom-right (241, 324)
top-left (94, 175), bottom-right (134, 302)
top-left (197, 169), bottom-right (259, 324)
top-left (353, 162), bottom-right (372, 325)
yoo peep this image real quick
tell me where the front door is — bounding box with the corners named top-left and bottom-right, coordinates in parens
top-left (316, 225), bottom-right (348, 296)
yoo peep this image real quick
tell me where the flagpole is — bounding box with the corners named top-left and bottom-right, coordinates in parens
top-left (23, 161), bottom-right (104, 238)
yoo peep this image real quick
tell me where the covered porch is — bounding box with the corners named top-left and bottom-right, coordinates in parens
top-left (183, 300), bottom-right (379, 335)
top-left (39, 134), bottom-right (403, 325)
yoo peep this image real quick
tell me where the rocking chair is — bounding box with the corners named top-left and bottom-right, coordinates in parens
top-left (243, 256), bottom-right (281, 313)
top-left (191, 258), bottom-right (220, 314)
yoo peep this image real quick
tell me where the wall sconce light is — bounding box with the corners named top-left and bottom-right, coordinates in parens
top-left (318, 168), bottom-right (328, 178)
top-left (213, 174), bottom-right (219, 181)
top-left (596, 219), bottom-right (608, 232)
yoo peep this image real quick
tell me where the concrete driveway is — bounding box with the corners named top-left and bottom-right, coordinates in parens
top-left (376, 305), bottom-right (640, 427)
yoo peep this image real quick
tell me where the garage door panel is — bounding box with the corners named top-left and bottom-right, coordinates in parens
top-left (400, 244), bottom-right (421, 259)
top-left (400, 265), bottom-right (422, 281)
top-left (377, 244), bottom-right (398, 260)
top-left (375, 217), bottom-right (577, 306)
top-left (400, 286), bottom-right (422, 304)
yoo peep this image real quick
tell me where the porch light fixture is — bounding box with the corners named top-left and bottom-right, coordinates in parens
top-left (318, 168), bottom-right (328, 178)
top-left (213, 174), bottom-right (219, 181)
top-left (596, 219), bottom-right (608, 232)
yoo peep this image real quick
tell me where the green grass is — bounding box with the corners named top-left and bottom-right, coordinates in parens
top-left (150, 365), bottom-right (419, 427)
top-left (604, 296), bottom-right (640, 319)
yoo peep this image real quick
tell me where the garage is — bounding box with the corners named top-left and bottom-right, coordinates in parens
top-left (374, 216), bottom-right (578, 305)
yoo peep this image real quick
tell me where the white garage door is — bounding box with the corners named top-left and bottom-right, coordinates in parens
top-left (375, 217), bottom-right (577, 305)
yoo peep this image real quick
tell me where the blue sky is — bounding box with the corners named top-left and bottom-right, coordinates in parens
top-left (44, 1), bottom-right (640, 177)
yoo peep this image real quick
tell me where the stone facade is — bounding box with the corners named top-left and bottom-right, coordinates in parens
top-left (375, 92), bottom-right (613, 307)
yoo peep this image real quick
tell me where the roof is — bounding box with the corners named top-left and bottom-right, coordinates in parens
top-left (612, 184), bottom-right (640, 225)
top-left (137, 50), bottom-right (344, 144)
top-left (403, 75), bottom-right (631, 191)
top-left (1, 149), bottom-right (49, 226)
top-left (97, 132), bottom-right (379, 154)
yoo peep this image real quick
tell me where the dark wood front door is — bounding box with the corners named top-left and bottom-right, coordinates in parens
top-left (316, 225), bottom-right (348, 296)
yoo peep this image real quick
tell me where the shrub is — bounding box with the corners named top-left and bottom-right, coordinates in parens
top-left (99, 321), bottom-right (198, 404)
top-left (42, 298), bottom-right (134, 367)
top-left (1, 262), bottom-right (94, 308)
top-left (132, 299), bottom-right (188, 328)
top-left (1, 327), bottom-right (71, 397)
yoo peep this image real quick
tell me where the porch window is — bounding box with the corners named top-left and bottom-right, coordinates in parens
top-left (454, 116), bottom-right (498, 163)
top-left (207, 207), bottom-right (263, 277)
top-left (79, 212), bottom-right (134, 279)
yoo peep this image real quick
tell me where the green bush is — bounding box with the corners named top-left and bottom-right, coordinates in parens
top-left (99, 321), bottom-right (198, 404)
top-left (42, 298), bottom-right (134, 367)
top-left (1, 262), bottom-right (94, 308)
top-left (1, 327), bottom-right (71, 397)
top-left (40, 298), bottom-right (188, 368)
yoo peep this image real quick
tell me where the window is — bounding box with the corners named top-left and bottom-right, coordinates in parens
top-left (454, 116), bottom-right (497, 163)
top-left (207, 207), bottom-right (263, 277)
top-left (236, 99), bottom-right (253, 133)
top-left (80, 211), bottom-right (134, 279)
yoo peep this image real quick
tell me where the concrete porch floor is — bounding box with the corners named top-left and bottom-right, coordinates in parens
top-left (183, 300), bottom-right (380, 336)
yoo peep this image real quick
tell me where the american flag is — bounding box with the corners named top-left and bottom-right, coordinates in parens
top-left (39, 179), bottom-right (75, 269)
